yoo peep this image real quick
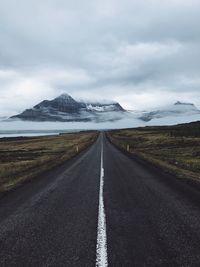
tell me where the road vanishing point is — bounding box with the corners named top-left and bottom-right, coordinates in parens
top-left (1, 133), bottom-right (200, 266)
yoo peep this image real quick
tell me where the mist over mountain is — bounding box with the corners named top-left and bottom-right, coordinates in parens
top-left (11, 93), bottom-right (126, 122)
top-left (140, 101), bottom-right (200, 122)
top-left (10, 94), bottom-right (200, 125)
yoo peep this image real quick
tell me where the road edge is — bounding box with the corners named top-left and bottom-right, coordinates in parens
top-left (0, 132), bottom-right (100, 200)
top-left (105, 132), bottom-right (200, 190)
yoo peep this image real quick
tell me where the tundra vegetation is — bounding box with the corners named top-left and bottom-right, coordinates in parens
top-left (107, 121), bottom-right (200, 181)
top-left (0, 131), bottom-right (98, 192)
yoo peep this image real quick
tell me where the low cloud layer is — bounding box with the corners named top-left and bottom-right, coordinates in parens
top-left (0, 0), bottom-right (200, 116)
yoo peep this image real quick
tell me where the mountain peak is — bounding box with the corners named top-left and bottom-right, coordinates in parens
top-left (174, 101), bottom-right (194, 106)
top-left (11, 93), bottom-right (125, 122)
top-left (56, 93), bottom-right (74, 100)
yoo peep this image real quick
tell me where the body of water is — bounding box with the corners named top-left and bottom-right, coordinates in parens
top-left (0, 130), bottom-right (81, 138)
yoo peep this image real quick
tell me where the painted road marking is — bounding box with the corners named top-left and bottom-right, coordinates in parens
top-left (96, 136), bottom-right (108, 267)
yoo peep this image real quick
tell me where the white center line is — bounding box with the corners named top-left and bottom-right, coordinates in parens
top-left (96, 135), bottom-right (108, 267)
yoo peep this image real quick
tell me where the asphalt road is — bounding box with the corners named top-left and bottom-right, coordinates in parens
top-left (1, 133), bottom-right (200, 266)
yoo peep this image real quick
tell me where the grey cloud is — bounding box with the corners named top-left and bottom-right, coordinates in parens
top-left (0, 0), bottom-right (200, 115)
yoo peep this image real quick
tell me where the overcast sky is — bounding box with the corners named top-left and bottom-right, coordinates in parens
top-left (0, 0), bottom-right (200, 116)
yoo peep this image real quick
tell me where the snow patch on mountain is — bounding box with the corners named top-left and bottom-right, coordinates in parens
top-left (86, 104), bottom-right (122, 112)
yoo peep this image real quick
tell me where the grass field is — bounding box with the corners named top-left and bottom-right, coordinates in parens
top-left (107, 122), bottom-right (200, 181)
top-left (0, 131), bottom-right (98, 192)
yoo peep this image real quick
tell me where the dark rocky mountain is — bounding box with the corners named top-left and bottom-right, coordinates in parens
top-left (11, 93), bottom-right (126, 122)
top-left (34, 94), bottom-right (82, 113)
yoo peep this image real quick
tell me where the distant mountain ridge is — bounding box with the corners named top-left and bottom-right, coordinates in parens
top-left (10, 95), bottom-right (200, 123)
top-left (140, 101), bottom-right (200, 122)
top-left (11, 93), bottom-right (126, 122)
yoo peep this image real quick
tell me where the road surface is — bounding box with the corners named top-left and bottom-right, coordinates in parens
top-left (1, 133), bottom-right (200, 266)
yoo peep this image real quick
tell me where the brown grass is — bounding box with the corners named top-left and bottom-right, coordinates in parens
top-left (0, 131), bottom-right (98, 192)
top-left (107, 128), bottom-right (200, 181)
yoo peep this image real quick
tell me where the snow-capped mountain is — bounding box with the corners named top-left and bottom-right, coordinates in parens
top-left (11, 93), bottom-right (126, 122)
top-left (9, 95), bottom-right (200, 124)
top-left (140, 101), bottom-right (200, 122)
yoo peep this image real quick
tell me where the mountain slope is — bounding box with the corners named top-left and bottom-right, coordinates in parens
top-left (34, 94), bottom-right (82, 113)
top-left (11, 94), bottom-right (126, 122)
top-left (140, 101), bottom-right (200, 122)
